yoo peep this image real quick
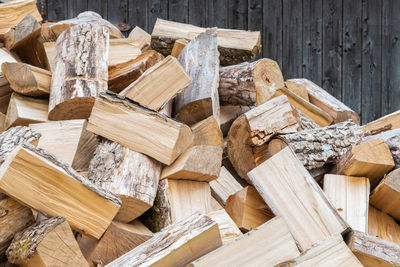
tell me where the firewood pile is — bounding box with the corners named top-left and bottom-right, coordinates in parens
top-left (0, 1), bottom-right (400, 266)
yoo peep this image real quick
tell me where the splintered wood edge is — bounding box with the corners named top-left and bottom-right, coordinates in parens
top-left (17, 143), bottom-right (121, 206)
top-left (6, 216), bottom-right (66, 263)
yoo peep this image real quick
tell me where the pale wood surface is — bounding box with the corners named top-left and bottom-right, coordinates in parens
top-left (128, 26), bottom-right (151, 51)
top-left (3, 14), bottom-right (40, 50)
top-left (368, 205), bottom-right (400, 244)
top-left (106, 213), bottom-right (222, 267)
top-left (323, 174), bottom-right (370, 232)
top-left (171, 38), bottom-right (189, 57)
top-left (189, 217), bottom-right (300, 267)
top-left (87, 93), bottom-right (193, 165)
top-left (191, 116), bottom-right (223, 147)
top-left (362, 110), bottom-right (400, 135)
top-left (0, 48), bottom-right (18, 87)
top-left (220, 105), bottom-right (251, 136)
top-left (248, 147), bottom-right (349, 252)
top-left (209, 166), bottom-right (243, 206)
top-left (207, 209), bottom-right (242, 245)
top-left (285, 80), bottom-right (310, 101)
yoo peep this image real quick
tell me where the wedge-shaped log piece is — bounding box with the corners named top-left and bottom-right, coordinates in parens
top-left (219, 59), bottom-right (284, 106)
top-left (364, 128), bottom-right (400, 168)
top-left (220, 105), bottom-right (251, 136)
top-left (174, 29), bottom-right (220, 125)
top-left (160, 145), bottom-right (222, 182)
top-left (227, 95), bottom-right (299, 182)
top-left (189, 217), bottom-right (300, 267)
top-left (128, 26), bottom-right (151, 51)
top-left (171, 38), bottom-right (189, 57)
top-left (285, 80), bottom-right (309, 101)
top-left (349, 230), bottom-right (400, 267)
top-left (106, 212), bottom-right (222, 267)
top-left (29, 119), bottom-right (97, 170)
top-left (271, 120), bottom-right (363, 172)
top-left (207, 209), bottom-right (242, 245)
top-left (0, 0), bottom-right (42, 37)
top-left (108, 50), bottom-right (164, 93)
top-left (286, 234), bottom-right (362, 267)
top-left (225, 186), bottom-right (273, 232)
top-left (78, 221), bottom-right (153, 266)
top-left (323, 174), bottom-right (370, 232)
top-left (120, 56), bottom-right (190, 111)
top-left (370, 168), bottom-right (400, 222)
top-left (248, 147), bottom-right (349, 252)
top-left (4, 14), bottom-right (40, 50)
top-left (87, 93), bottom-right (193, 165)
top-left (288, 78), bottom-right (360, 124)
top-left (0, 48), bottom-right (18, 88)
top-left (0, 195), bottom-right (34, 259)
top-left (2, 62), bottom-right (50, 96)
top-left (369, 205), bottom-right (400, 244)
top-left (141, 179), bottom-right (212, 232)
top-left (362, 110), bottom-right (400, 135)
top-left (191, 116), bottom-right (223, 146)
top-left (151, 18), bottom-right (260, 66)
top-left (332, 138), bottom-right (394, 188)
top-left (6, 217), bottom-right (88, 266)
top-left (48, 23), bottom-right (108, 120)
top-left (210, 166), bottom-right (243, 207)
top-left (5, 93), bottom-right (48, 129)
top-left (0, 144), bottom-right (121, 239)
top-left (88, 139), bottom-right (161, 223)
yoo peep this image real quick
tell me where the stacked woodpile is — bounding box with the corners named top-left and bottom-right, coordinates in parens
top-left (0, 1), bottom-right (400, 266)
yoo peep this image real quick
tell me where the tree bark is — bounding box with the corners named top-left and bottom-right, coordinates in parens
top-left (48, 23), bottom-right (109, 120)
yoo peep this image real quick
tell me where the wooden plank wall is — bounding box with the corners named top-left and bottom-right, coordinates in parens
top-left (40, 0), bottom-right (400, 124)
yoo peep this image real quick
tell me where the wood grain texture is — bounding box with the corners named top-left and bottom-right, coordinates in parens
top-left (210, 166), bottom-right (243, 207)
top-left (206, 209), bottom-right (242, 245)
top-left (368, 205), bottom-right (400, 245)
top-left (363, 128), bottom-right (400, 167)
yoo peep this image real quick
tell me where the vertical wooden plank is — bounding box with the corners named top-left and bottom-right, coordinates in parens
top-left (188, 0), bottom-right (208, 27)
top-left (148, 0), bottom-right (168, 33)
top-left (262, 0), bottom-right (283, 67)
top-left (169, 0), bottom-right (189, 23)
top-left (322, 0), bottom-right (343, 99)
top-left (128, 0), bottom-right (148, 31)
top-left (228, 0), bottom-right (248, 30)
top-left (382, 0), bottom-right (400, 117)
top-left (302, 0), bottom-right (322, 86)
top-left (248, 0), bottom-right (262, 31)
top-left (208, 0), bottom-right (228, 28)
top-left (68, 0), bottom-right (88, 18)
top-left (107, 0), bottom-right (128, 24)
top-left (36, 0), bottom-right (47, 21)
top-left (343, 0), bottom-right (362, 118)
top-left (362, 0), bottom-right (382, 123)
top-left (282, 0), bottom-right (302, 78)
top-left (47, 0), bottom-right (68, 21)
top-left (87, 0), bottom-right (108, 19)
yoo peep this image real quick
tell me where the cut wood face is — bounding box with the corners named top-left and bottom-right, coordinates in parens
top-left (362, 110), bottom-right (400, 135)
top-left (210, 166), bottom-right (243, 206)
top-left (4, 13), bottom-right (40, 50)
top-left (368, 205), bottom-right (400, 245)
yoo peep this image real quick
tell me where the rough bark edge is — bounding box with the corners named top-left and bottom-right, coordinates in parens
top-left (6, 216), bottom-right (65, 263)
top-left (21, 143), bottom-right (121, 206)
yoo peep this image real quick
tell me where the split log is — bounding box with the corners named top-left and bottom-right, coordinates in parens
top-left (174, 28), bottom-right (220, 125)
top-left (141, 179), bottom-right (212, 232)
top-left (120, 55), bottom-right (190, 111)
top-left (269, 120), bottom-right (363, 172)
top-left (6, 217), bottom-right (88, 266)
top-left (160, 145), bottom-right (223, 182)
top-left (288, 78), bottom-right (360, 124)
top-left (220, 105), bottom-right (251, 136)
top-left (29, 119), bottom-right (98, 170)
top-left (78, 221), bottom-right (153, 266)
top-left (87, 93), bottom-right (193, 165)
top-left (349, 230), bottom-right (400, 267)
top-left (285, 80), bottom-right (309, 101)
top-left (209, 166), bottom-right (243, 207)
top-left (189, 217), bottom-right (300, 267)
top-left (128, 26), bottom-right (151, 51)
top-left (227, 95), bottom-right (299, 182)
top-left (0, 144), bottom-right (121, 239)
top-left (88, 139), bottom-right (161, 223)
top-left (108, 50), bottom-right (164, 93)
top-left (0, 195), bottom-right (34, 260)
top-left (218, 59), bottom-right (284, 106)
top-left (48, 23), bottom-right (109, 120)
top-left (368, 205), bottom-right (400, 244)
top-left (151, 18), bottom-right (261, 66)
top-left (323, 174), bottom-right (370, 232)
top-left (191, 116), bottom-right (223, 146)
top-left (106, 213), bottom-right (222, 267)
top-left (4, 93), bottom-right (48, 129)
top-left (0, 0), bottom-right (42, 38)
top-left (286, 234), bottom-right (362, 267)
top-left (362, 110), bottom-right (400, 135)
top-left (2, 62), bottom-right (50, 96)
top-left (370, 168), bottom-right (400, 221)
top-left (331, 138), bottom-right (394, 188)
top-left (171, 38), bottom-right (189, 57)
top-left (0, 48), bottom-right (18, 88)
top-left (4, 14), bottom-right (40, 50)
top-left (206, 209), bottom-right (242, 245)
top-left (210, 196), bottom-right (224, 211)
top-left (225, 186), bottom-right (273, 232)
top-left (248, 147), bottom-right (349, 252)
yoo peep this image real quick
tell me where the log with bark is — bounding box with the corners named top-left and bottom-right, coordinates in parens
top-left (48, 23), bottom-right (109, 120)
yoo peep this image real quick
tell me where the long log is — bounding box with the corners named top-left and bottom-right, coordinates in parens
top-left (48, 23), bottom-right (108, 120)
